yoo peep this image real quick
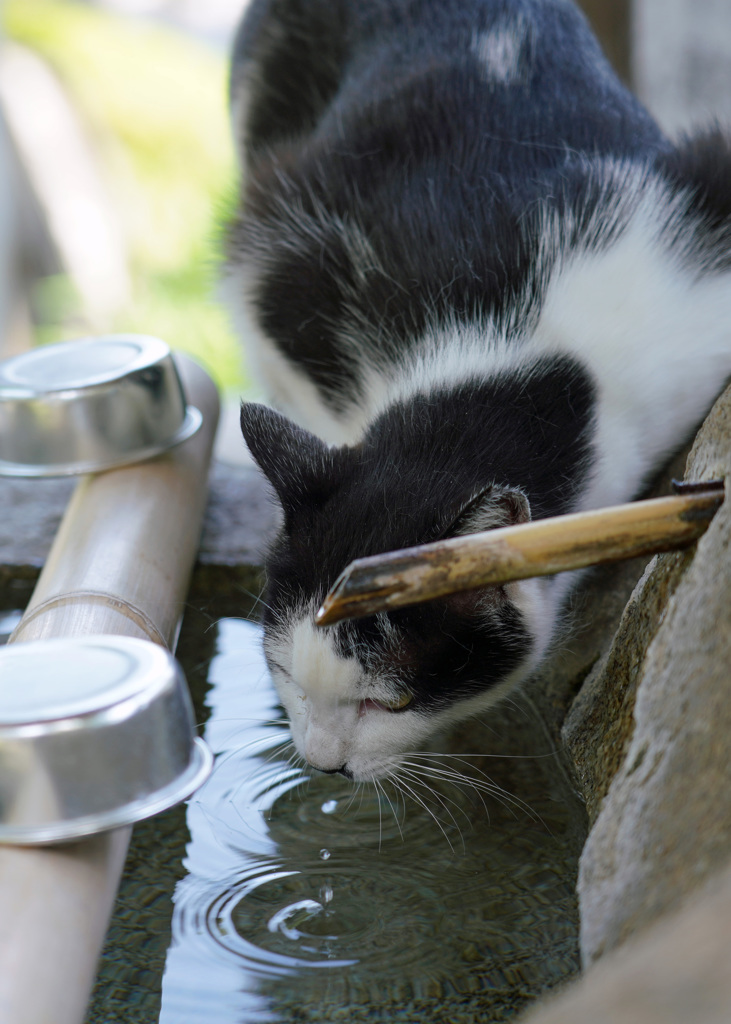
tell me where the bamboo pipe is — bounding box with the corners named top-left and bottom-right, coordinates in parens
top-left (0, 355), bottom-right (219, 1024)
top-left (316, 483), bottom-right (725, 626)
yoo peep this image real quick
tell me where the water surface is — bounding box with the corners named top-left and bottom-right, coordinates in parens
top-left (86, 609), bottom-right (585, 1023)
top-left (159, 617), bottom-right (585, 1023)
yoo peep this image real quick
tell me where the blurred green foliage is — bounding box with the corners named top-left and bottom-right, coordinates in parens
top-left (4, 0), bottom-right (246, 393)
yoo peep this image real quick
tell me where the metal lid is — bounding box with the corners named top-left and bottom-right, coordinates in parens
top-left (0, 635), bottom-right (213, 844)
top-left (0, 335), bottom-right (202, 477)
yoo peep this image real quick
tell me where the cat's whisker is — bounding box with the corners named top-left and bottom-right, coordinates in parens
top-left (373, 779), bottom-right (385, 851)
top-left (470, 778), bottom-right (546, 827)
top-left (400, 758), bottom-right (492, 822)
top-left (207, 745), bottom-right (244, 773)
top-left (192, 800), bottom-right (223, 840)
top-left (207, 716), bottom-right (288, 728)
top-left (392, 764), bottom-right (468, 850)
top-left (343, 780), bottom-right (362, 815)
top-left (262, 740), bottom-right (301, 773)
top-left (374, 777), bottom-right (404, 842)
top-left (212, 735), bottom-right (289, 764)
top-left (409, 767), bottom-right (494, 827)
top-left (499, 694), bottom-right (535, 721)
top-left (404, 755), bottom-right (502, 789)
top-left (385, 772), bottom-right (457, 853)
top-left (395, 765), bottom-right (472, 847)
top-left (281, 744), bottom-right (300, 770)
top-left (210, 740), bottom-right (290, 780)
top-left (235, 585), bottom-right (278, 618)
top-left (228, 792), bottom-right (257, 832)
top-left (399, 755), bottom-right (546, 828)
top-left (233, 763), bottom-right (304, 812)
top-left (406, 749), bottom-right (559, 761)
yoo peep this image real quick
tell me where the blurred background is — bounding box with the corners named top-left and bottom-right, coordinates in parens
top-left (0, 0), bottom-right (245, 397)
top-left (0, 0), bottom-right (730, 404)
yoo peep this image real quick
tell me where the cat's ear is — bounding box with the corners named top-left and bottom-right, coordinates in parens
top-left (240, 403), bottom-right (338, 514)
top-left (437, 485), bottom-right (531, 617)
top-left (444, 484), bottom-right (531, 539)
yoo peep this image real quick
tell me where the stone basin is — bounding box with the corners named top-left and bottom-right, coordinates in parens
top-left (1, 384), bottom-right (730, 1021)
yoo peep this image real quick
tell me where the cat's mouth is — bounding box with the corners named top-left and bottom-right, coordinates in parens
top-left (306, 753), bottom-right (407, 785)
top-left (311, 763), bottom-right (354, 780)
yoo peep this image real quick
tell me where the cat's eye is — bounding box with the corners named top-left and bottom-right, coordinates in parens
top-left (377, 688), bottom-right (414, 712)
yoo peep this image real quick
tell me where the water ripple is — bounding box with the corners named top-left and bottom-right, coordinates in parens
top-left (159, 617), bottom-right (586, 1024)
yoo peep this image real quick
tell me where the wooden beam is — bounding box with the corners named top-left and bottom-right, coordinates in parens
top-left (315, 483), bottom-right (724, 627)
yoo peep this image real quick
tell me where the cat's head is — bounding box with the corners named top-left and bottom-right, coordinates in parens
top-left (241, 401), bottom-right (555, 782)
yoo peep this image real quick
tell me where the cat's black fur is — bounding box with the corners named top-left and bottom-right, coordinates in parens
top-left (225, 0), bottom-right (731, 780)
top-left (229, 1), bottom-right (668, 398)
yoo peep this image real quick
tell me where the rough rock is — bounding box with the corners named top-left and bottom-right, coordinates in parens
top-left (560, 545), bottom-right (693, 824)
top-left (0, 475), bottom-right (75, 569)
top-left (528, 444), bottom-right (688, 748)
top-left (188, 460), bottom-right (277, 618)
top-left (577, 382), bottom-right (731, 964)
top-left (518, 859), bottom-right (731, 1024)
top-left (197, 460), bottom-right (277, 567)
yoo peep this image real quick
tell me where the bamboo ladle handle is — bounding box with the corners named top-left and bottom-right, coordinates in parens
top-left (315, 481), bottom-right (725, 627)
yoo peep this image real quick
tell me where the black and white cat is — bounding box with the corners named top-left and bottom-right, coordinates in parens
top-left (223, 0), bottom-right (731, 783)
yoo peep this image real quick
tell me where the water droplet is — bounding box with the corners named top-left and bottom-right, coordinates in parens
top-left (319, 884), bottom-right (334, 904)
top-left (319, 848), bottom-right (331, 860)
top-left (321, 799), bottom-right (338, 815)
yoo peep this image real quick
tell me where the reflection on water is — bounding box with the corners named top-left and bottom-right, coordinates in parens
top-left (158, 618), bottom-right (586, 1024)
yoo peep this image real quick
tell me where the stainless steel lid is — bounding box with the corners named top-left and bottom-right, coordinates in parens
top-left (0, 635), bottom-right (213, 844)
top-left (0, 335), bottom-right (202, 477)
